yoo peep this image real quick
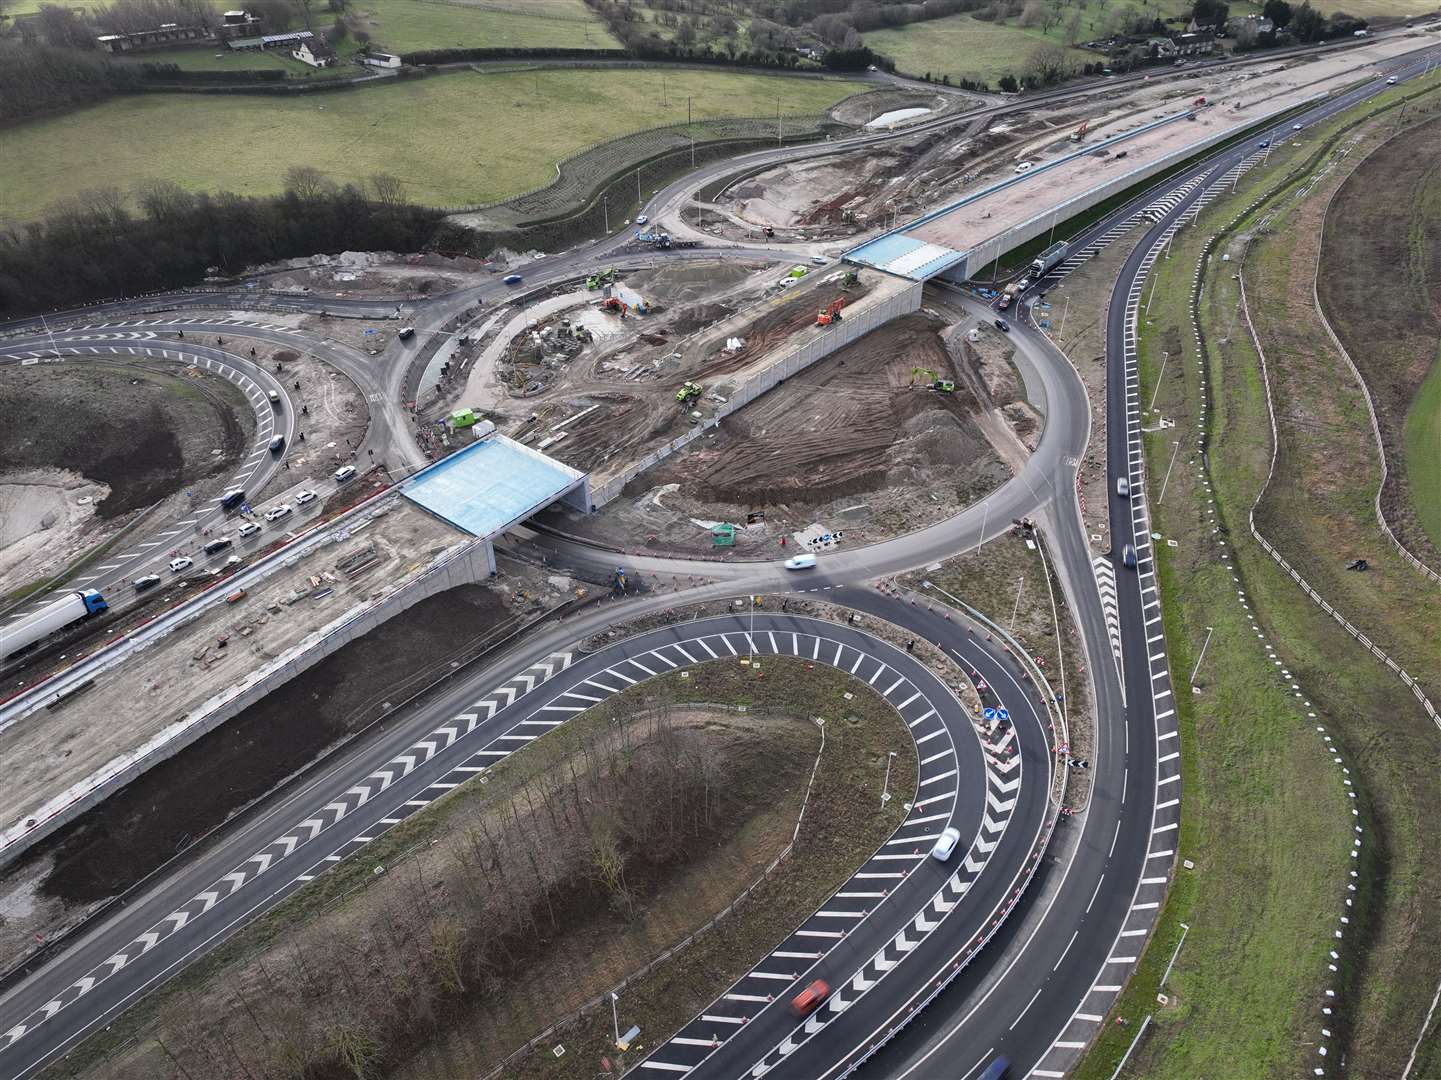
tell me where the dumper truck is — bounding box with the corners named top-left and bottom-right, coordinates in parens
top-left (677, 381), bottom-right (704, 403)
top-left (1, 589), bottom-right (108, 659)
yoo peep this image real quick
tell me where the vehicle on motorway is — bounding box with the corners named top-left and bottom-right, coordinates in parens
top-left (268, 389), bottom-right (281, 407)
top-left (1116, 476), bottom-right (1131, 498)
top-left (1122, 543), bottom-right (1137, 568)
top-left (811, 255), bottom-right (827, 265)
top-left (238, 522), bottom-right (262, 539)
top-left (791, 979), bottom-right (830, 1018)
top-left (202, 536), bottom-right (233, 556)
top-left (132, 574), bottom-right (161, 591)
top-left (169, 557), bottom-right (193, 573)
top-left (994, 318), bottom-right (1010, 332)
top-left (979, 1057), bottom-right (1012, 1080)
top-left (397, 326), bottom-right (415, 341)
top-left (503, 274), bottom-right (523, 285)
top-left (1015, 161), bottom-right (1034, 173)
top-left (1387, 76), bottom-right (1398, 84)
top-left (1293, 123), bottom-right (1303, 130)
top-left (268, 435), bottom-right (285, 454)
top-left (334, 464), bottom-right (357, 483)
top-left (1031, 241), bottom-right (1070, 276)
top-left (0, 589), bottom-right (109, 660)
top-left (295, 489), bottom-right (318, 506)
top-left (265, 503), bottom-right (293, 522)
top-left (221, 488), bottom-right (246, 511)
top-left (784, 553), bottom-right (818, 570)
top-left (635, 214), bottom-right (649, 225)
top-left (1259, 140), bottom-right (1270, 148)
top-left (931, 827), bottom-right (962, 862)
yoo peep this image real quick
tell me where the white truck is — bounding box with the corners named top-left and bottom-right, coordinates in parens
top-left (1, 589), bottom-right (109, 660)
top-left (1030, 241), bottom-right (1071, 277)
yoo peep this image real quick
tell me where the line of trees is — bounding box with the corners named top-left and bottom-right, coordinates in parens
top-left (130, 702), bottom-right (742, 1080)
top-left (0, 168), bottom-right (443, 318)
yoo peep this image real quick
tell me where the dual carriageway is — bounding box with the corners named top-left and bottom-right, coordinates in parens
top-left (1, 39), bottom-right (1437, 1079)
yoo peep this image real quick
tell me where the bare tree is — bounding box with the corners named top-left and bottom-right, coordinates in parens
top-left (368, 173), bottom-right (404, 206)
top-left (283, 165), bottom-right (335, 201)
top-left (1025, 42), bottom-right (1074, 85)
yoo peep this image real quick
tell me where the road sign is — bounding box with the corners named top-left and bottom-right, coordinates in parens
top-left (983, 708), bottom-right (997, 720)
top-left (996, 708), bottom-right (1010, 721)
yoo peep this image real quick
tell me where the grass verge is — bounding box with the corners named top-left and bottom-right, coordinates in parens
top-left (1076, 76), bottom-right (1441, 1079)
top-left (45, 655), bottom-right (916, 1080)
top-left (0, 68), bottom-right (863, 220)
top-left (1405, 350), bottom-right (1441, 550)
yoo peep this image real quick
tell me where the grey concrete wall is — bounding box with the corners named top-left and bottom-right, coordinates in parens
top-left (591, 280), bottom-right (924, 505)
top-left (1, 537), bottom-right (495, 868)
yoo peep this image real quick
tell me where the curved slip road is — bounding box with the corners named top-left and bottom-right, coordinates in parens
top-left (0, 600), bottom-right (1053, 1079)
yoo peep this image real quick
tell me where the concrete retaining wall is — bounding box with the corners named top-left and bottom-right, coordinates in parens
top-left (591, 279), bottom-right (924, 505)
top-left (0, 536), bottom-right (495, 868)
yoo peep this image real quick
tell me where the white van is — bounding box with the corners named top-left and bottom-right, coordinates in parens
top-left (784, 553), bottom-right (817, 570)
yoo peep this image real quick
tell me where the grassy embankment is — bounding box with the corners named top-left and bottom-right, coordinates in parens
top-left (46, 656), bottom-right (917, 1080)
top-left (0, 67), bottom-right (862, 219)
top-left (1408, 353), bottom-right (1441, 548)
top-left (1072, 77), bottom-right (1441, 1079)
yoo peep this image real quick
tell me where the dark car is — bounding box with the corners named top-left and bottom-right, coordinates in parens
top-left (994, 318), bottom-right (1010, 332)
top-left (220, 488), bottom-right (246, 511)
top-left (1122, 542), bottom-right (1137, 568)
top-left (503, 274), bottom-right (523, 286)
top-left (132, 574), bottom-right (161, 592)
top-left (979, 1058), bottom-right (1011, 1080)
top-left (203, 537), bottom-right (233, 556)
top-left (269, 435), bottom-right (285, 454)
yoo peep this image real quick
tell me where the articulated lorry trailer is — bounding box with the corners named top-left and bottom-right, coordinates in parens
top-left (1, 589), bottom-right (108, 660)
top-left (1030, 241), bottom-right (1070, 277)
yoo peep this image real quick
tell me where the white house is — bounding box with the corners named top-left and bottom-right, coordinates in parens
top-left (359, 50), bottom-right (402, 68)
top-left (293, 38), bottom-right (338, 67)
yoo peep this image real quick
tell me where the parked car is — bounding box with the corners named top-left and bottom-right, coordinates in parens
top-left (994, 318), bottom-right (1010, 332)
top-left (237, 522), bottom-right (262, 539)
top-left (931, 827), bottom-right (962, 862)
top-left (1116, 476), bottom-right (1131, 498)
top-left (790, 979), bottom-right (830, 1018)
top-left (264, 503), bottom-right (293, 522)
top-left (168, 557), bottom-right (193, 573)
top-left (784, 553), bottom-right (818, 570)
top-left (334, 464), bottom-right (357, 483)
top-left (295, 489), bottom-right (318, 506)
top-left (132, 574), bottom-right (161, 591)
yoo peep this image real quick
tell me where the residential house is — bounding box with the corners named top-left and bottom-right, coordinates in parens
top-left (216, 9), bottom-right (262, 39)
top-left (293, 37), bottom-right (338, 66)
top-left (228, 28), bottom-right (312, 50)
top-left (358, 50), bottom-right (402, 68)
top-left (1169, 31), bottom-right (1217, 56)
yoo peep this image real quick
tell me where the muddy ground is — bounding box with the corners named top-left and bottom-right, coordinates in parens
top-left (239, 250), bottom-right (496, 302)
top-left (547, 312), bottom-right (1017, 556)
top-left (0, 362), bottom-right (255, 597)
top-left (0, 560), bottom-right (573, 974)
top-left (260, 344), bottom-right (369, 497)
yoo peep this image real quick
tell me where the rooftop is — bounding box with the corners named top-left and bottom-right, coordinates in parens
top-left (402, 434), bottom-right (587, 538)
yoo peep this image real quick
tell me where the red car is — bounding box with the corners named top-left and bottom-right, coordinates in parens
top-left (791, 979), bottom-right (830, 1018)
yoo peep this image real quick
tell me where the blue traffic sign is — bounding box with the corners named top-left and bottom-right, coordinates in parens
top-left (983, 707), bottom-right (997, 721)
top-left (996, 708), bottom-right (1010, 721)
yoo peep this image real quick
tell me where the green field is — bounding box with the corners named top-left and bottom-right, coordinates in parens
top-left (112, 39), bottom-right (361, 76)
top-left (0, 68), bottom-right (861, 218)
top-left (863, 13), bottom-right (1092, 85)
top-left (349, 0), bottom-right (616, 54)
top-left (1405, 351), bottom-right (1441, 549)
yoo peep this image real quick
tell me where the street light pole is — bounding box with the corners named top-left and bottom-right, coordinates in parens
top-left (1189, 626), bottom-right (1215, 685)
top-left (1149, 351), bottom-right (1169, 411)
top-left (611, 992), bottom-right (620, 1047)
top-left (880, 750), bottom-right (897, 807)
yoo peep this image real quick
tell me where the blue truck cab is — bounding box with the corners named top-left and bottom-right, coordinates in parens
top-left (979, 1058), bottom-right (1011, 1080)
top-left (80, 589), bottom-right (108, 614)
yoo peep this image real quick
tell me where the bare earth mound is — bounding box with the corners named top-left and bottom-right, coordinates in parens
top-left (1317, 114), bottom-right (1441, 564)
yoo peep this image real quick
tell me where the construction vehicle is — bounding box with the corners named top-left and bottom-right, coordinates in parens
top-left (843, 269), bottom-right (860, 287)
top-left (1069, 118), bottom-right (1090, 142)
top-left (1030, 241), bottom-right (1070, 276)
top-left (585, 268), bottom-right (617, 289)
top-left (930, 379), bottom-right (955, 393)
top-left (911, 366), bottom-right (938, 386)
top-left (636, 229), bottom-right (673, 249)
top-left (1194, 96), bottom-right (1208, 107)
top-left (676, 381), bottom-right (704, 404)
top-left (817, 298), bottom-right (847, 326)
top-left (450, 407), bottom-right (479, 429)
top-left (599, 297), bottom-right (629, 316)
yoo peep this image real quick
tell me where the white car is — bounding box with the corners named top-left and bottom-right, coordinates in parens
top-left (932, 827), bottom-right (962, 862)
top-left (237, 521), bottom-right (262, 539)
top-left (1116, 477), bottom-right (1131, 498)
top-left (264, 503), bottom-right (293, 522)
top-left (784, 553), bottom-right (817, 570)
top-left (635, 214), bottom-right (649, 225)
top-left (1015, 161), bottom-right (1034, 173)
top-left (295, 489), bottom-right (318, 506)
top-left (1387, 76), bottom-right (1398, 85)
top-left (168, 557), bottom-right (193, 573)
top-left (811, 255), bottom-right (827, 266)
top-left (334, 465), bottom-right (357, 483)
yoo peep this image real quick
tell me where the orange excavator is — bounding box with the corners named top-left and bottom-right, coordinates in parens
top-left (817, 297), bottom-right (847, 327)
top-left (600, 296), bottom-right (629, 316)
